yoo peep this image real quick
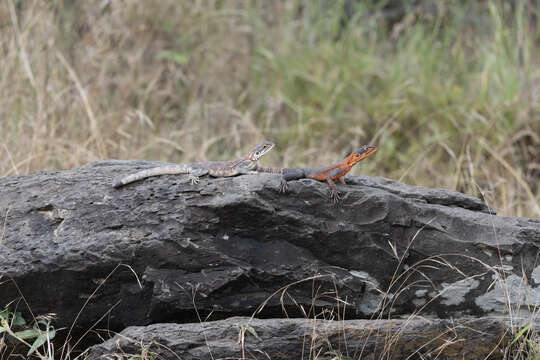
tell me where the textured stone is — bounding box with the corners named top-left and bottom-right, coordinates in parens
top-left (85, 316), bottom-right (509, 360)
top-left (0, 160), bottom-right (539, 336)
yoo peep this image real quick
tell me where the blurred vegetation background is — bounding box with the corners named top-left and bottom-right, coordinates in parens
top-left (0, 0), bottom-right (538, 218)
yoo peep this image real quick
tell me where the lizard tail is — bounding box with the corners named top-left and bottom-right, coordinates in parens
top-left (113, 165), bottom-right (193, 188)
top-left (256, 166), bottom-right (284, 174)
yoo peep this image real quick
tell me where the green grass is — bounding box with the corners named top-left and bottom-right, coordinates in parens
top-left (0, 0), bottom-right (538, 217)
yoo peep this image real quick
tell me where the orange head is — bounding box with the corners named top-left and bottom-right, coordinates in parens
top-left (346, 145), bottom-right (377, 166)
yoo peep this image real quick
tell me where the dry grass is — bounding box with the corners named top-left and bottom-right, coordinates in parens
top-left (0, 0), bottom-right (538, 218)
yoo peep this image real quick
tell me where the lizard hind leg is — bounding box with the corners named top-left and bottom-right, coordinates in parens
top-left (188, 169), bottom-right (209, 184)
top-left (279, 169), bottom-right (305, 194)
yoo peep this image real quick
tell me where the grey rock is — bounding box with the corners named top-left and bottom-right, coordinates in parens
top-left (85, 316), bottom-right (509, 360)
top-left (0, 160), bottom-right (539, 335)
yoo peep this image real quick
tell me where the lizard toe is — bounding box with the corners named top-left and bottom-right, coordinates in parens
top-left (279, 180), bottom-right (289, 193)
top-left (331, 190), bottom-right (341, 204)
top-left (189, 175), bottom-right (200, 185)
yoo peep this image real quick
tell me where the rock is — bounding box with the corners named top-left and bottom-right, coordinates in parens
top-left (85, 316), bottom-right (509, 360)
top-left (0, 160), bottom-right (539, 337)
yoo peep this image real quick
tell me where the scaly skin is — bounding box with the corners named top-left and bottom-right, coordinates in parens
top-left (257, 145), bottom-right (377, 203)
top-left (113, 141), bottom-right (275, 188)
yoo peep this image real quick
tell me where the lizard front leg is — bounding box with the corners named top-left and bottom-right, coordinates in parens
top-left (327, 178), bottom-right (340, 203)
top-left (326, 169), bottom-right (347, 203)
top-left (234, 167), bottom-right (259, 176)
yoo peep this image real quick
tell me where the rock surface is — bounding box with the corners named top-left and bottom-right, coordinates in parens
top-left (1, 160), bottom-right (539, 342)
top-left (86, 316), bottom-right (509, 360)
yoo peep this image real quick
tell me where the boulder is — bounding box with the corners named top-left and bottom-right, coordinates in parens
top-left (1, 160), bottom-right (539, 345)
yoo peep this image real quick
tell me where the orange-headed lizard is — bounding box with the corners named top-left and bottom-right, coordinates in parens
top-left (258, 145), bottom-right (377, 203)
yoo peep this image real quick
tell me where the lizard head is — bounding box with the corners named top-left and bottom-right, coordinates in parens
top-left (248, 141), bottom-right (275, 161)
top-left (347, 145), bottom-right (377, 166)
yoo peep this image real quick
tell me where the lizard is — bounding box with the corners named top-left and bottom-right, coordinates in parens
top-left (113, 140), bottom-right (275, 188)
top-left (256, 144), bottom-right (377, 203)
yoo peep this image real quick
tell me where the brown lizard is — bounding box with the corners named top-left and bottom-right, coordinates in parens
top-left (257, 145), bottom-right (377, 203)
top-left (113, 141), bottom-right (275, 188)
